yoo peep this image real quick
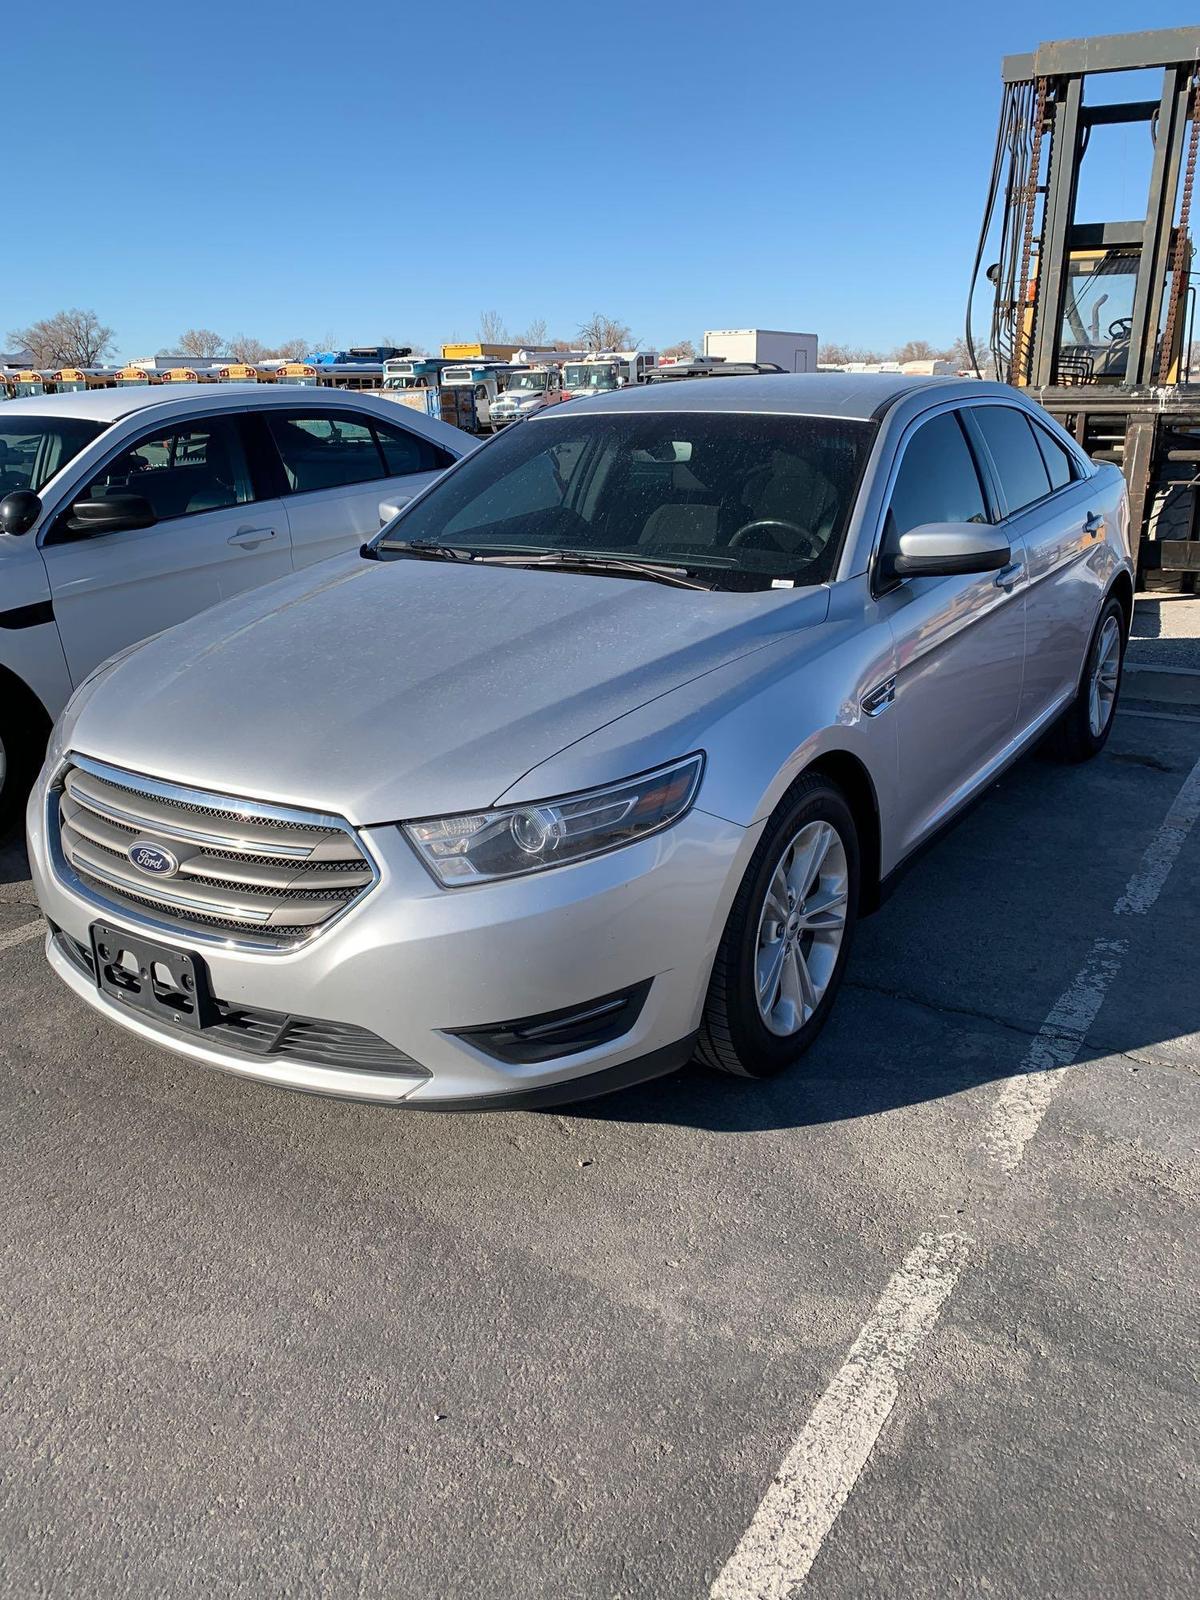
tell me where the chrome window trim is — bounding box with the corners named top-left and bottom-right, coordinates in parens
top-left (47, 752), bottom-right (381, 954)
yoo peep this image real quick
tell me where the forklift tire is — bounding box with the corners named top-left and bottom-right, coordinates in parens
top-left (1144, 486), bottom-right (1199, 595)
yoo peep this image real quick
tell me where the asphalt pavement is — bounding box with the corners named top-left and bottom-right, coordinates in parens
top-left (2, 599), bottom-right (1197, 1599)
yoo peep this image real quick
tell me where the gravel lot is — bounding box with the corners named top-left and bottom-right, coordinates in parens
top-left (2, 599), bottom-right (1197, 1599)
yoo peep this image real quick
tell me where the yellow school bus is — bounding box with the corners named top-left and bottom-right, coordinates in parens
top-left (117, 364), bottom-right (161, 386)
top-left (12, 369), bottom-right (51, 396)
top-left (216, 363), bottom-right (263, 385)
top-left (53, 367), bottom-right (117, 392)
top-left (274, 362), bottom-right (318, 385)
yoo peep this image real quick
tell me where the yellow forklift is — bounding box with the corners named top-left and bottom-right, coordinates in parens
top-left (970, 26), bottom-right (1200, 588)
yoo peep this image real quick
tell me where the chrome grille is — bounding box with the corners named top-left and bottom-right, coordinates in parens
top-left (53, 756), bottom-right (377, 950)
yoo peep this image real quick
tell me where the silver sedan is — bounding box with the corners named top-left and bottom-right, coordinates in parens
top-left (28, 374), bottom-right (1132, 1108)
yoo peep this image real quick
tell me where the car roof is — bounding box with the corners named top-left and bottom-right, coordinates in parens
top-left (554, 372), bottom-right (1012, 422)
top-left (0, 383), bottom-right (397, 425)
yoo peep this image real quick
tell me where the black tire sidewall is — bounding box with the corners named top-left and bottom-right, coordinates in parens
top-left (1068, 596), bottom-right (1126, 760)
top-left (0, 717), bottom-right (36, 838)
top-left (721, 783), bottom-right (860, 1078)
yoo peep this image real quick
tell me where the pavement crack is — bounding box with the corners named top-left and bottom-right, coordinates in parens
top-left (844, 977), bottom-right (1049, 1044)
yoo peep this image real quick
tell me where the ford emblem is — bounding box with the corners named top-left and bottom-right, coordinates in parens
top-left (128, 840), bottom-right (179, 878)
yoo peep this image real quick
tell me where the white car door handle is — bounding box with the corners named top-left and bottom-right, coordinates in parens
top-left (993, 561), bottom-right (1023, 591)
top-left (227, 525), bottom-right (277, 550)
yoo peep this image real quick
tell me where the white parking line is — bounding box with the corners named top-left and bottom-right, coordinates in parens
top-left (710, 1233), bottom-right (970, 1600)
top-left (0, 919), bottom-right (45, 954)
top-left (711, 749), bottom-right (1200, 1599)
top-left (1114, 755), bottom-right (1200, 916)
top-left (977, 937), bottom-right (1126, 1173)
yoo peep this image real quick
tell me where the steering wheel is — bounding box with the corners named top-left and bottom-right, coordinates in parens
top-left (728, 518), bottom-right (821, 559)
top-left (1108, 317), bottom-right (1133, 341)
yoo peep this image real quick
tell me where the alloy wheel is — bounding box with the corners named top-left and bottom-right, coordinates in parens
top-left (753, 819), bottom-right (849, 1037)
top-left (1088, 615), bottom-right (1121, 737)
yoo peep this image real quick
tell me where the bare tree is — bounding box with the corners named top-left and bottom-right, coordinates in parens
top-left (577, 312), bottom-right (633, 352)
top-left (269, 337), bottom-right (311, 361)
top-left (9, 308), bottom-right (115, 367)
top-left (479, 309), bottom-right (509, 343)
top-left (661, 338), bottom-right (695, 361)
top-left (819, 341), bottom-right (853, 366)
top-left (519, 317), bottom-right (549, 347)
top-left (226, 334), bottom-right (270, 364)
top-left (177, 328), bottom-right (225, 359)
top-left (895, 338), bottom-right (938, 364)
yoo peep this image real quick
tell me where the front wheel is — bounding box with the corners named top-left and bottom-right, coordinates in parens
top-left (698, 775), bottom-right (860, 1079)
top-left (1055, 596), bottom-right (1125, 763)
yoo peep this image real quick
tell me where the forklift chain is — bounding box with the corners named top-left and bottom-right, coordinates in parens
top-left (1012, 78), bottom-right (1048, 386)
top-left (1160, 72), bottom-right (1200, 384)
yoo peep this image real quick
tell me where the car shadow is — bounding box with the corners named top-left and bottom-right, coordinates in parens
top-left (558, 723), bottom-right (1200, 1134)
top-left (0, 836), bottom-right (30, 887)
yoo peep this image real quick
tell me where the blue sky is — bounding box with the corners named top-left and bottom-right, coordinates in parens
top-left (3, 0), bottom-right (1185, 358)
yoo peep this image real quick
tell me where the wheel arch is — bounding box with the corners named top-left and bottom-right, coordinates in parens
top-left (0, 660), bottom-right (51, 743)
top-left (801, 748), bottom-right (883, 914)
top-left (1106, 567), bottom-right (1134, 637)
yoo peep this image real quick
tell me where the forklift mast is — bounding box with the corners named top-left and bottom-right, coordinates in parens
top-left (971, 27), bottom-right (1200, 586)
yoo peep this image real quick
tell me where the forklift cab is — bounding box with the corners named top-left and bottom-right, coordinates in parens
top-left (1030, 243), bottom-right (1191, 386)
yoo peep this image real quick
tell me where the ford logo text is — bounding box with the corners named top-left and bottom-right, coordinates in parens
top-left (127, 841), bottom-right (180, 877)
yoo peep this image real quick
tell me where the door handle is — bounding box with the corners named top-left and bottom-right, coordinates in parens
top-left (227, 525), bottom-right (277, 550)
top-left (1083, 512), bottom-right (1103, 537)
top-left (994, 561), bottom-right (1023, 591)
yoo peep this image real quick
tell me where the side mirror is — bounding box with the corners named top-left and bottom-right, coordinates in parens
top-left (881, 521), bottom-right (1010, 582)
top-left (0, 489), bottom-right (42, 536)
top-left (378, 497), bottom-right (404, 526)
top-left (65, 493), bottom-right (157, 537)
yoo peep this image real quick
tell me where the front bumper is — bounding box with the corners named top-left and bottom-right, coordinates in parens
top-left (29, 768), bottom-right (756, 1108)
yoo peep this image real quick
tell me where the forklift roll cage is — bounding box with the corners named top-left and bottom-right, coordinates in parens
top-left (980, 27), bottom-right (1200, 581)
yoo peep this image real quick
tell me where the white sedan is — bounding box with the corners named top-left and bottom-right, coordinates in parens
top-left (0, 383), bottom-right (470, 828)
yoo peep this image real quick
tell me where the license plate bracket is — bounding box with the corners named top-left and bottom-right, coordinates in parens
top-left (89, 922), bottom-right (214, 1031)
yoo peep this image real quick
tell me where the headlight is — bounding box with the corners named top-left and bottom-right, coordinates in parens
top-left (403, 753), bottom-right (704, 887)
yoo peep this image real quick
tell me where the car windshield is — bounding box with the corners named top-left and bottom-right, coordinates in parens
top-left (0, 415), bottom-right (106, 495)
top-left (376, 409), bottom-right (874, 589)
top-left (506, 371), bottom-right (549, 391)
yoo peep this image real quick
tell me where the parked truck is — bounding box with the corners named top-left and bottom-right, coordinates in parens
top-left (702, 329), bottom-right (819, 371)
top-left (562, 351), bottom-right (660, 397)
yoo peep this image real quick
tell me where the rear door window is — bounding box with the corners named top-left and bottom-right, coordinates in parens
top-left (885, 411), bottom-right (988, 537)
top-left (1031, 422), bottom-right (1078, 491)
top-left (371, 415), bottom-right (457, 476)
top-left (971, 405), bottom-right (1053, 515)
top-left (267, 410), bottom-right (384, 493)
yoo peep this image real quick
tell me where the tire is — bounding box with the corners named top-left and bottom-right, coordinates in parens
top-left (698, 774), bottom-right (860, 1080)
top-left (1144, 486), bottom-right (1198, 595)
top-left (1055, 596), bottom-right (1126, 764)
top-left (0, 682), bottom-right (48, 840)
top-left (0, 717), bottom-right (33, 839)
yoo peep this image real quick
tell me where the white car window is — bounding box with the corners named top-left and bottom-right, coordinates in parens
top-left (78, 416), bottom-right (253, 522)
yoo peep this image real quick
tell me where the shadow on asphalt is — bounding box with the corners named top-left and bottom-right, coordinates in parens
top-left (0, 836), bottom-right (30, 886)
top-left (553, 1050), bottom-right (1000, 1134)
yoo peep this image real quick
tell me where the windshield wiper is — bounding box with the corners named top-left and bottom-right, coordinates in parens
top-left (364, 538), bottom-right (476, 562)
top-left (468, 549), bottom-right (715, 591)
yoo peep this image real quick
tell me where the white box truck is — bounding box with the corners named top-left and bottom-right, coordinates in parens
top-left (702, 329), bottom-right (818, 372)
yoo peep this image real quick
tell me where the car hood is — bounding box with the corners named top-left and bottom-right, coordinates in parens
top-left (64, 554), bottom-right (829, 824)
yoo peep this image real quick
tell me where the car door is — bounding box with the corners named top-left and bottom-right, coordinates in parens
top-left (874, 406), bottom-right (1027, 857)
top-left (265, 405), bottom-right (457, 570)
top-left (40, 411), bottom-right (292, 685)
top-left (967, 403), bottom-right (1102, 730)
